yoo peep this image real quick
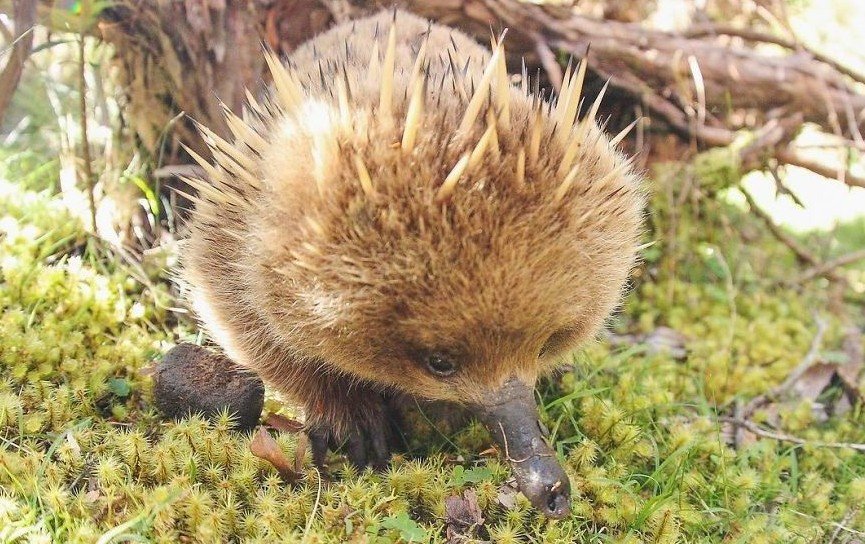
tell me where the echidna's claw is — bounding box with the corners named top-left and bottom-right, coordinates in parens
top-left (306, 393), bottom-right (400, 471)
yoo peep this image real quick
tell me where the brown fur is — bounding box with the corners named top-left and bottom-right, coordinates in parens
top-left (180, 10), bottom-right (645, 442)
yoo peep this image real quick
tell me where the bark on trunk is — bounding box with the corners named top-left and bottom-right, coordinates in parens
top-left (0, 0), bottom-right (36, 125)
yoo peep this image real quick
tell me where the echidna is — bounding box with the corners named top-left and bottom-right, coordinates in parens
top-left (180, 9), bottom-right (644, 518)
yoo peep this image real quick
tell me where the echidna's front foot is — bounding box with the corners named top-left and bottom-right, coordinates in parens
top-left (306, 392), bottom-right (403, 471)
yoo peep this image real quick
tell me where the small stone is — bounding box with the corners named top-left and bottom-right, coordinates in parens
top-left (153, 343), bottom-right (264, 431)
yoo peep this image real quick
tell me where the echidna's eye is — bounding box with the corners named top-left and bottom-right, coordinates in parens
top-left (426, 353), bottom-right (457, 377)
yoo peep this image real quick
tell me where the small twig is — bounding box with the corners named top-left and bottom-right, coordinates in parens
top-left (769, 165), bottom-right (806, 208)
top-left (776, 148), bottom-right (865, 189)
top-left (302, 467), bottom-right (323, 539)
top-left (720, 416), bottom-right (865, 453)
top-left (683, 23), bottom-right (865, 86)
top-left (829, 508), bottom-right (860, 543)
top-left (739, 186), bottom-right (823, 268)
top-left (741, 316), bottom-right (827, 417)
top-left (796, 249), bottom-right (865, 284)
top-left (497, 422), bottom-right (533, 464)
top-left (77, 35), bottom-right (97, 233)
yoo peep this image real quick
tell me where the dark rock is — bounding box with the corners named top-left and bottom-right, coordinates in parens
top-left (153, 343), bottom-right (264, 431)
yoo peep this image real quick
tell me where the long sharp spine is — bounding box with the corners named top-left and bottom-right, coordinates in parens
top-left (610, 117), bottom-right (640, 147)
top-left (468, 122), bottom-right (496, 170)
top-left (379, 20), bottom-right (397, 123)
top-left (264, 50), bottom-right (303, 111)
top-left (553, 165), bottom-right (580, 204)
top-left (353, 155), bottom-right (376, 197)
top-left (493, 30), bottom-right (511, 130)
top-left (528, 105), bottom-right (542, 165)
top-left (410, 36), bottom-right (429, 87)
top-left (555, 57), bottom-right (587, 143)
top-left (436, 153), bottom-right (470, 202)
top-left (457, 35), bottom-right (505, 135)
top-left (402, 75), bottom-right (425, 153)
top-left (515, 147), bottom-right (526, 186)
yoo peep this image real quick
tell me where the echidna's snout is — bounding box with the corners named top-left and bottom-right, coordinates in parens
top-left (471, 377), bottom-right (571, 519)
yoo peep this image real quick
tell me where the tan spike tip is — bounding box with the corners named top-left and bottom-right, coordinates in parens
top-left (336, 72), bottom-right (351, 122)
top-left (557, 58), bottom-right (588, 139)
top-left (494, 37), bottom-right (511, 130)
top-left (553, 165), bottom-right (580, 204)
top-left (436, 153), bottom-right (470, 202)
top-left (353, 155), bottom-right (376, 197)
top-left (196, 123), bottom-right (257, 175)
top-left (468, 123), bottom-right (496, 170)
top-left (587, 79), bottom-right (610, 123)
top-left (409, 36), bottom-right (429, 88)
top-left (556, 132), bottom-right (582, 178)
top-left (244, 89), bottom-right (266, 117)
top-left (457, 40), bottom-right (504, 135)
top-left (222, 105), bottom-right (267, 153)
top-left (515, 147), bottom-right (526, 186)
top-left (528, 105), bottom-right (542, 165)
top-left (379, 20), bottom-right (397, 121)
top-left (484, 108), bottom-right (501, 158)
top-left (401, 76), bottom-right (425, 153)
top-left (264, 50), bottom-right (303, 111)
top-left (610, 117), bottom-right (641, 147)
top-left (520, 58), bottom-right (529, 95)
top-left (553, 58), bottom-right (573, 122)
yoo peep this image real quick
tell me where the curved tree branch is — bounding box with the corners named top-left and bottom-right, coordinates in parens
top-left (0, 0), bottom-right (36, 125)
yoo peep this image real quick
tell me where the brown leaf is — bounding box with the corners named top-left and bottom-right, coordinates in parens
top-left (265, 413), bottom-right (305, 433)
top-left (445, 490), bottom-right (484, 542)
top-left (792, 362), bottom-right (837, 400)
top-left (250, 427), bottom-right (303, 483)
top-left (294, 432), bottom-right (309, 474)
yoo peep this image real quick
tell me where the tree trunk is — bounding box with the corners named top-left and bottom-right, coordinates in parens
top-left (0, 0), bottom-right (36, 125)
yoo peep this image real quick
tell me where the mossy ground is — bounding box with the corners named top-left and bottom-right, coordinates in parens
top-left (1, 141), bottom-right (865, 543)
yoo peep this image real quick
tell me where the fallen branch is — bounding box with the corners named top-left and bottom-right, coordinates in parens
top-left (775, 149), bottom-right (865, 189)
top-left (720, 416), bottom-right (865, 453)
top-left (739, 187), bottom-right (824, 269)
top-left (683, 23), bottom-right (865, 86)
top-left (796, 249), bottom-right (865, 284)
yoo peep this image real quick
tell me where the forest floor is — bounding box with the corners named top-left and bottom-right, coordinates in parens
top-left (1, 136), bottom-right (865, 543)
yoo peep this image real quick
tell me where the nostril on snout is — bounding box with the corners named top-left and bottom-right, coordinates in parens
top-left (545, 484), bottom-right (571, 518)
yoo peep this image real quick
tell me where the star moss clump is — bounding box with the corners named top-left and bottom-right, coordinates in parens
top-left (1, 163), bottom-right (864, 542)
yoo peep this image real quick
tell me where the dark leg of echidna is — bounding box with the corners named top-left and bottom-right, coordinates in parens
top-left (301, 370), bottom-right (405, 470)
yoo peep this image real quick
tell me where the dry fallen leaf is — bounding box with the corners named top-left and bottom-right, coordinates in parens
top-left (445, 489), bottom-right (484, 542)
top-left (265, 413), bottom-right (305, 433)
top-left (250, 427), bottom-right (303, 483)
top-left (294, 432), bottom-right (309, 474)
top-left (792, 362), bottom-right (837, 401)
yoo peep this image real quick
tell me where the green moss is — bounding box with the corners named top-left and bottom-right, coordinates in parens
top-left (0, 163), bottom-right (864, 544)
